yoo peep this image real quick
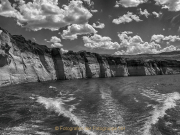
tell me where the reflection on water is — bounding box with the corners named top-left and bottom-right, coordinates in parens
top-left (1, 75), bottom-right (180, 135)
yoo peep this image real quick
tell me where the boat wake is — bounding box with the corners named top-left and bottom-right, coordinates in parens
top-left (35, 95), bottom-right (96, 135)
top-left (98, 87), bottom-right (125, 135)
top-left (140, 88), bottom-right (180, 135)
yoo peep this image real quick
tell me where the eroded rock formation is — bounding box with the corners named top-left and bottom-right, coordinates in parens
top-left (1, 27), bottom-right (180, 87)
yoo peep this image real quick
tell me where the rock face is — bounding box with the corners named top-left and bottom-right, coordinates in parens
top-left (80, 51), bottom-right (100, 78)
top-left (1, 27), bottom-right (180, 87)
top-left (0, 28), bottom-right (56, 86)
top-left (106, 56), bottom-right (129, 77)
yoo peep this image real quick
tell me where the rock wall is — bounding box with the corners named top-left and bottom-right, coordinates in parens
top-left (106, 56), bottom-right (129, 77)
top-left (1, 27), bottom-right (180, 87)
top-left (0, 28), bottom-right (56, 86)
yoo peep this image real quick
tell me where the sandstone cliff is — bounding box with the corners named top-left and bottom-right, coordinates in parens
top-left (0, 28), bottom-right (56, 86)
top-left (0, 27), bottom-right (180, 87)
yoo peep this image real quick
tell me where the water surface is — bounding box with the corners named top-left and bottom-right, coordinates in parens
top-left (1, 75), bottom-right (180, 135)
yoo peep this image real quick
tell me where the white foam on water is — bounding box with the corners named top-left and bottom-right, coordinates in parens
top-left (97, 88), bottom-right (125, 135)
top-left (2, 123), bottom-right (50, 135)
top-left (145, 102), bottom-right (153, 107)
top-left (69, 105), bottom-right (76, 112)
top-left (36, 96), bottom-right (97, 135)
top-left (49, 86), bottom-right (56, 89)
top-left (35, 131), bottom-right (51, 135)
top-left (49, 86), bottom-right (58, 92)
top-left (140, 88), bottom-right (166, 102)
top-left (63, 97), bottom-right (76, 102)
top-left (141, 91), bottom-right (180, 135)
top-left (31, 120), bottom-right (43, 123)
top-left (29, 96), bottom-right (35, 100)
top-left (134, 97), bottom-right (139, 102)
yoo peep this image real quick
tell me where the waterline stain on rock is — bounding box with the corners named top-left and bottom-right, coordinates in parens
top-left (1, 27), bottom-right (180, 87)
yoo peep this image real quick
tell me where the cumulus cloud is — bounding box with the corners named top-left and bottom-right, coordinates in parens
top-left (152, 11), bottom-right (161, 18)
top-left (114, 44), bottom-right (178, 55)
top-left (163, 35), bottom-right (180, 42)
top-left (46, 36), bottom-right (63, 48)
top-left (114, 4), bottom-right (120, 8)
top-left (151, 34), bottom-right (164, 43)
top-left (61, 24), bottom-right (97, 40)
top-left (0, 0), bottom-right (21, 18)
top-left (49, 36), bottom-right (61, 43)
top-left (114, 41), bottom-right (162, 55)
top-left (121, 31), bottom-right (133, 34)
top-left (160, 45), bottom-right (177, 52)
top-left (0, 0), bottom-right (93, 31)
top-left (32, 38), bottom-right (36, 42)
top-left (112, 12), bottom-right (142, 25)
top-left (154, 0), bottom-right (180, 11)
top-left (151, 34), bottom-right (180, 43)
top-left (0, 30), bottom-right (2, 34)
top-left (51, 43), bottom-right (63, 48)
top-left (114, 33), bottom-right (179, 55)
top-left (92, 22), bottom-right (105, 29)
top-left (61, 48), bottom-right (68, 53)
top-left (139, 8), bottom-right (150, 18)
top-left (115, 0), bottom-right (147, 8)
top-left (83, 34), bottom-right (120, 49)
top-left (91, 9), bottom-right (98, 13)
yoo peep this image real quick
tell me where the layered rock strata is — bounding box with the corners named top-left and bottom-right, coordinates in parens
top-left (1, 27), bottom-right (180, 87)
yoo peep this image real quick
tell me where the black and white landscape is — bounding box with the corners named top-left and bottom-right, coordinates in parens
top-left (1, 0), bottom-right (180, 135)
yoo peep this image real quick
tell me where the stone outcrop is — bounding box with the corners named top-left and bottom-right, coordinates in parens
top-left (0, 28), bottom-right (56, 86)
top-left (106, 56), bottom-right (129, 77)
top-left (80, 51), bottom-right (100, 78)
top-left (1, 27), bottom-right (180, 87)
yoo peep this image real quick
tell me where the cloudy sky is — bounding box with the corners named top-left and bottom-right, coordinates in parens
top-left (1, 0), bottom-right (180, 55)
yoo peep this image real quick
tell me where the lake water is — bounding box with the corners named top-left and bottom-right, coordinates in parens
top-left (1, 75), bottom-right (180, 135)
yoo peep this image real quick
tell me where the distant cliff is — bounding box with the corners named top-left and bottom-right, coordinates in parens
top-left (1, 27), bottom-right (180, 87)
